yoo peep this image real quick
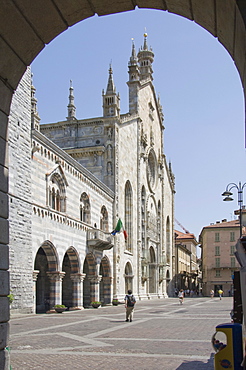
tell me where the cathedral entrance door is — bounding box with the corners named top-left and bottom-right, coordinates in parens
top-left (124, 262), bottom-right (133, 293)
top-left (149, 247), bottom-right (156, 294)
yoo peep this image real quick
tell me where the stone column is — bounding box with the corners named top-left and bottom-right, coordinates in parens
top-left (70, 273), bottom-right (86, 309)
top-left (32, 270), bottom-right (39, 313)
top-left (88, 275), bottom-right (102, 303)
top-left (102, 276), bottom-right (113, 304)
top-left (46, 271), bottom-right (65, 308)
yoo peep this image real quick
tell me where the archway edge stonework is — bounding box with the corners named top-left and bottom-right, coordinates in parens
top-left (1, 0), bottom-right (246, 366)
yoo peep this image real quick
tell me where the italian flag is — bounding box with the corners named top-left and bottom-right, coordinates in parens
top-left (111, 218), bottom-right (128, 240)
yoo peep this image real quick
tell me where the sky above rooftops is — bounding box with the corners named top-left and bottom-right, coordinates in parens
top-left (31, 8), bottom-right (246, 242)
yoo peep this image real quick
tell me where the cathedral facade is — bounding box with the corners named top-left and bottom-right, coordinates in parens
top-left (8, 35), bottom-right (175, 313)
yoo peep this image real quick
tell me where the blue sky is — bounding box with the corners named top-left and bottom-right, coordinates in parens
top-left (31, 8), bottom-right (246, 241)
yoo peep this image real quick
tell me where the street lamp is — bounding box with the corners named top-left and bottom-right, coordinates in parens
top-left (222, 182), bottom-right (246, 237)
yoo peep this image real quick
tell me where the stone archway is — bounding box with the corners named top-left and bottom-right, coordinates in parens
top-left (62, 247), bottom-right (80, 309)
top-left (34, 241), bottom-right (58, 313)
top-left (99, 256), bottom-right (112, 305)
top-left (82, 253), bottom-right (97, 307)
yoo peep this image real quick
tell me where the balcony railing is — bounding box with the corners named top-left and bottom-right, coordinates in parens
top-left (87, 229), bottom-right (114, 250)
top-left (211, 265), bottom-right (238, 269)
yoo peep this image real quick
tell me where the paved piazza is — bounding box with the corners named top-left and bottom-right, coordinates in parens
top-left (9, 297), bottom-right (233, 369)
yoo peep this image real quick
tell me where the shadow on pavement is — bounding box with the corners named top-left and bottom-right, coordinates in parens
top-left (176, 353), bottom-right (214, 369)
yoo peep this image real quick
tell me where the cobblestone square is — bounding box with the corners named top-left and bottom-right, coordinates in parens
top-left (9, 297), bottom-right (233, 369)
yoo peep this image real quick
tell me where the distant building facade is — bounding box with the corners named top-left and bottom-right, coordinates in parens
top-left (8, 35), bottom-right (175, 314)
top-left (174, 230), bottom-right (199, 292)
top-left (199, 219), bottom-right (240, 297)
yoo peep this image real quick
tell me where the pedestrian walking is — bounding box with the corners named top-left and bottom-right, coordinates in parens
top-left (178, 289), bottom-right (184, 304)
top-left (124, 289), bottom-right (136, 322)
top-left (218, 289), bottom-right (223, 300)
top-left (210, 289), bottom-right (214, 298)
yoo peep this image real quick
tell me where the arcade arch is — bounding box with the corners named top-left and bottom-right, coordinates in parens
top-left (34, 241), bottom-right (58, 313)
top-left (62, 247), bottom-right (80, 309)
top-left (82, 253), bottom-right (97, 307)
top-left (99, 256), bottom-right (112, 305)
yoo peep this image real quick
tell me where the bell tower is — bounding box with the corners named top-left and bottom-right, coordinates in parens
top-left (31, 74), bottom-right (41, 130)
top-left (127, 40), bottom-right (140, 114)
top-left (137, 33), bottom-right (154, 81)
top-left (102, 65), bottom-right (120, 117)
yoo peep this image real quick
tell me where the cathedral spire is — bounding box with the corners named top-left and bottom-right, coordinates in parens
top-left (143, 32), bottom-right (148, 50)
top-left (127, 38), bottom-right (140, 114)
top-left (31, 73), bottom-right (41, 130)
top-left (137, 32), bottom-right (154, 81)
top-left (67, 80), bottom-right (76, 120)
top-left (157, 94), bottom-right (164, 122)
top-left (102, 64), bottom-right (120, 117)
top-left (129, 39), bottom-right (137, 66)
top-left (106, 64), bottom-right (116, 94)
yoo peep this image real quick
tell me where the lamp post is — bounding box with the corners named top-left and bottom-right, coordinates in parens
top-left (222, 183), bottom-right (246, 326)
top-left (222, 181), bottom-right (246, 237)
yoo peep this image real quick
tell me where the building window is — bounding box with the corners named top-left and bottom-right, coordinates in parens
top-left (166, 217), bottom-right (171, 264)
top-left (215, 257), bottom-right (220, 268)
top-left (215, 232), bottom-right (220, 242)
top-left (230, 232), bottom-right (235, 242)
top-left (215, 269), bottom-right (221, 277)
top-left (215, 246), bottom-right (220, 256)
top-left (141, 186), bottom-right (146, 254)
top-left (230, 245), bottom-right (235, 256)
top-left (125, 181), bottom-right (133, 252)
top-left (231, 257), bottom-right (235, 268)
top-left (48, 174), bottom-right (66, 212)
top-left (80, 192), bottom-right (91, 224)
top-left (100, 205), bottom-right (108, 231)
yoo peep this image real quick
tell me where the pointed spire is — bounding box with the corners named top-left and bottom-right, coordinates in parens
top-left (127, 38), bottom-right (140, 114)
top-left (143, 32), bottom-right (148, 50)
top-left (129, 39), bottom-right (137, 66)
top-left (106, 64), bottom-right (116, 94)
top-left (102, 64), bottom-right (120, 117)
top-left (67, 80), bottom-right (76, 120)
top-left (157, 94), bottom-right (164, 122)
top-left (31, 73), bottom-right (40, 130)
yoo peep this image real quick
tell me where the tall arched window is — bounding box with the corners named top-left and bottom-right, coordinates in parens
top-left (141, 186), bottom-right (146, 257)
top-left (125, 181), bottom-right (133, 252)
top-left (100, 206), bottom-right (108, 231)
top-left (80, 192), bottom-right (91, 224)
top-left (49, 174), bottom-right (66, 212)
top-left (166, 216), bottom-right (171, 264)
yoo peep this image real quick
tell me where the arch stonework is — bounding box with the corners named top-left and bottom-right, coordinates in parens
top-left (62, 247), bottom-right (82, 308)
top-left (65, 246), bottom-right (80, 274)
top-left (1, 1), bottom-right (246, 367)
top-left (39, 240), bottom-right (59, 271)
